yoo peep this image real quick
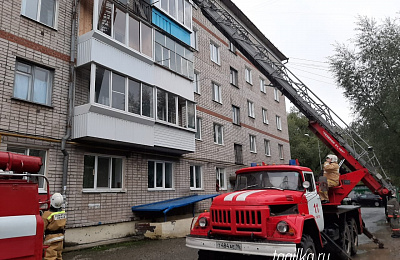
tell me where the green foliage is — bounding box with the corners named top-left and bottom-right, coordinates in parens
top-left (329, 15), bottom-right (400, 186)
top-left (287, 108), bottom-right (330, 175)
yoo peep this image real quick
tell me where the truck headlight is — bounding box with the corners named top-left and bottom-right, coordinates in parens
top-left (199, 217), bottom-right (208, 227)
top-left (276, 221), bottom-right (289, 233)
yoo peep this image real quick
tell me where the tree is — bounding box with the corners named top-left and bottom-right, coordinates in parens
top-left (329, 15), bottom-right (400, 186)
top-left (287, 107), bottom-right (330, 175)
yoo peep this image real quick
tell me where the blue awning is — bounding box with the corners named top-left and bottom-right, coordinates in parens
top-left (132, 194), bottom-right (218, 221)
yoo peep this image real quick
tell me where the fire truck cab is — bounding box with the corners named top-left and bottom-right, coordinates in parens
top-left (0, 152), bottom-right (50, 260)
top-left (187, 164), bottom-right (362, 260)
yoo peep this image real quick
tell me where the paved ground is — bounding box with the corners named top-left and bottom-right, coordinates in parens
top-left (63, 207), bottom-right (399, 260)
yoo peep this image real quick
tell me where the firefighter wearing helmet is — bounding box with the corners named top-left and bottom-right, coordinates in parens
top-left (387, 193), bottom-right (400, 238)
top-left (319, 154), bottom-right (340, 203)
top-left (42, 193), bottom-right (67, 260)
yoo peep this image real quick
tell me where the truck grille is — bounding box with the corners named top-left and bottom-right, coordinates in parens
top-left (211, 208), bottom-right (265, 234)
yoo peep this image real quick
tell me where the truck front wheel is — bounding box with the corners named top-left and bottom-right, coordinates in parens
top-left (298, 234), bottom-right (316, 258)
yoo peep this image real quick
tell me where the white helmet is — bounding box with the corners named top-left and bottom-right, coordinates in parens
top-left (326, 154), bottom-right (338, 163)
top-left (50, 193), bottom-right (64, 209)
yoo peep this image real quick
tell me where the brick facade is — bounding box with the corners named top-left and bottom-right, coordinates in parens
top-left (0, 0), bottom-right (290, 236)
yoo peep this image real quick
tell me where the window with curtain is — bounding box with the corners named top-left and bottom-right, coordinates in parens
top-left (13, 60), bottom-right (53, 106)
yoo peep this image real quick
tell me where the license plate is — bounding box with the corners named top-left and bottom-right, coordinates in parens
top-left (216, 242), bottom-right (242, 251)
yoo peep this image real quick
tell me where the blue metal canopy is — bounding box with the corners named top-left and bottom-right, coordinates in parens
top-left (131, 194), bottom-right (218, 221)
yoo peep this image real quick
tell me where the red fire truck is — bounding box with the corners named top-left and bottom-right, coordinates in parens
top-left (0, 152), bottom-right (50, 259)
top-left (187, 0), bottom-right (394, 259)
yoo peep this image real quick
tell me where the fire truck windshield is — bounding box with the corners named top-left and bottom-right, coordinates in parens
top-left (235, 171), bottom-right (303, 191)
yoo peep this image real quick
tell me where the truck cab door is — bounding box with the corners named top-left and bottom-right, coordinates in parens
top-left (303, 171), bottom-right (324, 231)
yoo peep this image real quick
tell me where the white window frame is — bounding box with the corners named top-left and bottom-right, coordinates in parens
top-left (278, 144), bottom-right (284, 160)
top-left (262, 108), bottom-right (269, 124)
top-left (264, 139), bottom-right (271, 156)
top-left (232, 105), bottom-right (240, 125)
top-left (210, 41), bottom-right (220, 64)
top-left (83, 154), bottom-right (124, 192)
top-left (230, 67), bottom-right (238, 87)
top-left (6, 146), bottom-right (48, 192)
top-left (195, 117), bottom-right (202, 140)
top-left (194, 71), bottom-right (200, 94)
top-left (13, 60), bottom-right (53, 106)
top-left (191, 27), bottom-right (198, 50)
top-left (248, 100), bottom-right (255, 118)
top-left (216, 167), bottom-right (227, 190)
top-left (158, 0), bottom-right (192, 29)
top-left (229, 41), bottom-right (236, 53)
top-left (260, 78), bottom-right (266, 93)
top-left (249, 134), bottom-right (257, 153)
top-left (148, 160), bottom-right (174, 190)
top-left (276, 115), bottom-right (282, 131)
top-left (245, 67), bottom-right (252, 84)
top-left (190, 165), bottom-right (203, 190)
top-left (21, 0), bottom-right (58, 29)
top-left (274, 87), bottom-right (280, 102)
top-left (212, 82), bottom-right (222, 103)
top-left (214, 123), bottom-right (224, 145)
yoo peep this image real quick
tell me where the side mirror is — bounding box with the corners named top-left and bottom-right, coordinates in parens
top-left (303, 181), bottom-right (310, 189)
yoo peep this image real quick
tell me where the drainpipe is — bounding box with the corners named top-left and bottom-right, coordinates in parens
top-left (62, 0), bottom-right (78, 198)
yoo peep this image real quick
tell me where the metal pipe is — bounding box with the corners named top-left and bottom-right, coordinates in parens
top-left (61, 0), bottom-right (78, 197)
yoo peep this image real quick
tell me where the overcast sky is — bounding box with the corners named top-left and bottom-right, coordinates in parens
top-left (231, 0), bottom-right (399, 124)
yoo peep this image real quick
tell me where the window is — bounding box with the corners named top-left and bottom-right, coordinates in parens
top-left (13, 60), bottom-right (53, 106)
top-left (278, 144), bottom-right (284, 159)
top-left (260, 78), bottom-right (266, 93)
top-left (245, 67), bottom-right (252, 84)
top-left (262, 108), bottom-right (268, 124)
top-left (212, 83), bottom-right (222, 103)
top-left (274, 87), bottom-right (280, 102)
top-left (248, 101), bottom-right (255, 118)
top-left (95, 65), bottom-right (154, 118)
top-left (214, 123), bottom-right (224, 145)
top-left (230, 67), bottom-right (238, 87)
top-left (191, 27), bottom-right (198, 50)
top-left (159, 0), bottom-right (192, 28)
top-left (234, 144), bottom-right (243, 165)
top-left (155, 31), bottom-right (194, 79)
top-left (232, 105), bottom-right (240, 125)
top-left (229, 41), bottom-right (236, 53)
top-left (83, 155), bottom-right (123, 190)
top-left (264, 139), bottom-right (271, 156)
top-left (210, 42), bottom-right (220, 64)
top-left (249, 135), bottom-right (256, 153)
top-left (304, 172), bottom-right (315, 192)
top-left (187, 101), bottom-right (196, 129)
top-left (21, 0), bottom-right (57, 28)
top-left (7, 147), bottom-right (47, 190)
top-left (148, 161), bottom-right (173, 190)
top-left (190, 165), bottom-right (202, 190)
top-left (195, 117), bottom-right (202, 140)
top-left (216, 167), bottom-right (226, 190)
top-left (276, 115), bottom-right (282, 130)
top-left (98, 1), bottom-right (153, 57)
top-left (194, 71), bottom-right (200, 94)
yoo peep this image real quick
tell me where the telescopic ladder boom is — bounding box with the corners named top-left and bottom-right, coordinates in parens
top-left (193, 0), bottom-right (394, 195)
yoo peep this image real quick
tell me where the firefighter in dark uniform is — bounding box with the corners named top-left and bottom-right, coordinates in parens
top-left (387, 193), bottom-right (400, 238)
top-left (42, 193), bottom-right (67, 259)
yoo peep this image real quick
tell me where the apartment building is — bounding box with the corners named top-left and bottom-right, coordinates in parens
top-left (0, 0), bottom-right (289, 245)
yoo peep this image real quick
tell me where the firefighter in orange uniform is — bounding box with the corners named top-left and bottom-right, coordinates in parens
top-left (319, 154), bottom-right (340, 203)
top-left (42, 193), bottom-right (67, 260)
